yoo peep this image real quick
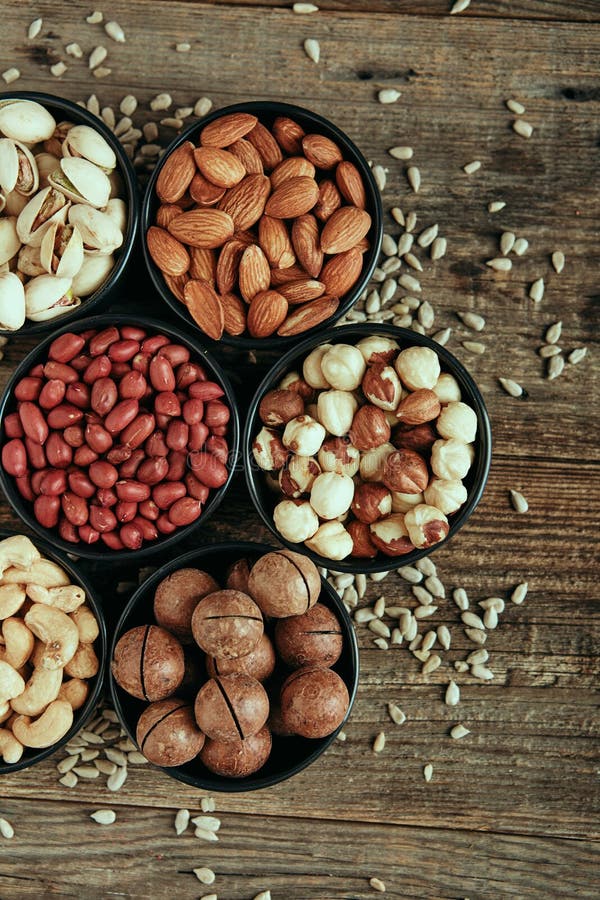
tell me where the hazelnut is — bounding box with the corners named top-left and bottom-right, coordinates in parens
top-left (274, 499), bottom-right (319, 542)
top-left (136, 698), bottom-right (205, 766)
top-left (349, 405), bottom-right (391, 451)
top-left (316, 390), bottom-right (358, 436)
top-left (395, 389), bottom-right (441, 425)
top-left (382, 449), bottom-right (429, 494)
top-left (259, 389), bottom-right (305, 426)
top-left (369, 514), bottom-right (414, 556)
top-left (248, 549), bottom-right (321, 618)
top-left (390, 490), bottom-right (424, 513)
top-left (320, 344), bottom-right (366, 391)
top-left (318, 437), bottom-right (360, 477)
top-left (404, 503), bottom-right (449, 548)
top-left (279, 455), bottom-right (320, 497)
top-left (200, 725), bottom-right (272, 777)
top-left (424, 477), bottom-right (468, 514)
top-left (282, 415), bottom-right (326, 456)
top-left (356, 335), bottom-right (400, 365)
top-left (310, 472), bottom-right (354, 519)
top-left (362, 363), bottom-right (403, 411)
top-left (280, 666), bottom-right (349, 739)
top-left (226, 558), bottom-right (251, 593)
top-left (303, 343), bottom-right (333, 389)
top-left (351, 482), bottom-right (392, 523)
top-left (436, 401), bottom-right (478, 443)
top-left (433, 372), bottom-right (462, 403)
top-left (191, 590), bottom-right (264, 659)
top-left (112, 625), bottom-right (184, 702)
top-left (359, 442), bottom-right (395, 482)
top-left (430, 439), bottom-right (474, 480)
top-left (305, 521), bottom-right (353, 560)
top-left (393, 422), bottom-right (437, 454)
top-left (279, 370), bottom-right (315, 402)
top-left (194, 673), bottom-right (269, 741)
top-left (206, 633), bottom-right (276, 682)
top-left (274, 604), bottom-right (343, 668)
top-left (346, 519), bottom-right (378, 558)
top-left (395, 346), bottom-right (440, 391)
top-left (153, 568), bottom-right (219, 643)
top-left (253, 427), bottom-right (288, 471)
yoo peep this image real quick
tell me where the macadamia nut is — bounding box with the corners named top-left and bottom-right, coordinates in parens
top-left (395, 346), bottom-right (440, 391)
top-left (283, 415), bottom-right (326, 456)
top-left (274, 499), bottom-right (319, 542)
top-left (320, 344), bottom-right (366, 391)
top-left (436, 401), bottom-right (478, 443)
top-left (316, 390), bottom-right (357, 436)
top-left (431, 438), bottom-right (474, 480)
top-left (424, 477), bottom-right (468, 514)
top-left (310, 472), bottom-right (354, 519)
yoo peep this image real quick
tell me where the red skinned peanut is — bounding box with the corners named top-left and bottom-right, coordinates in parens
top-left (79, 524), bottom-right (100, 545)
top-left (119, 370), bottom-right (147, 400)
top-left (47, 404), bottom-right (83, 430)
top-left (95, 488), bottom-right (117, 508)
top-left (89, 505), bottom-right (117, 533)
top-left (137, 456), bottom-right (169, 485)
top-left (187, 422), bottom-right (209, 451)
top-left (58, 517), bottom-right (79, 544)
top-left (131, 353), bottom-right (151, 376)
top-left (48, 332), bottom-right (85, 364)
top-left (185, 472), bottom-right (210, 503)
top-left (111, 362), bottom-right (132, 379)
top-left (29, 364), bottom-right (44, 378)
top-left (31, 469), bottom-right (49, 495)
top-left (73, 445), bottom-right (98, 467)
top-left (166, 420), bottom-right (189, 452)
top-left (204, 400), bottom-right (230, 428)
top-left (206, 435), bottom-right (229, 465)
top-left (156, 513), bottom-right (177, 535)
top-left (101, 531), bottom-right (125, 550)
top-left (118, 449), bottom-right (145, 478)
top-left (132, 516), bottom-right (158, 542)
top-left (188, 381), bottom-right (224, 401)
top-left (65, 382), bottom-right (91, 410)
top-left (165, 450), bottom-right (187, 481)
top-left (34, 495), bottom-right (60, 528)
top-left (115, 480), bottom-right (151, 502)
top-left (139, 499), bottom-right (160, 520)
top-left (63, 425), bottom-right (84, 448)
top-left (105, 399), bottom-right (139, 435)
top-left (116, 500), bottom-right (138, 523)
top-left (68, 471), bottom-right (96, 499)
top-left (168, 497), bottom-right (202, 526)
top-left (40, 469), bottom-right (67, 496)
top-left (121, 326), bottom-right (147, 341)
top-left (4, 412), bottom-right (23, 439)
top-left (62, 492), bottom-right (89, 526)
top-left (70, 354), bottom-right (91, 372)
top-left (85, 423), bottom-right (113, 454)
top-left (19, 402), bottom-right (49, 445)
top-left (16, 474), bottom-right (34, 502)
top-left (24, 436), bottom-right (47, 469)
top-left (15, 377), bottom-right (43, 402)
top-left (141, 335), bottom-right (170, 355)
top-left (119, 412), bottom-right (154, 448)
top-left (45, 433), bottom-right (72, 469)
top-left (39, 379), bottom-right (66, 410)
top-left (152, 481), bottom-right (186, 510)
top-left (154, 392), bottom-right (180, 417)
top-left (182, 398), bottom-right (204, 425)
top-left (2, 439), bottom-right (28, 477)
top-left (83, 355), bottom-right (112, 384)
top-left (145, 431), bottom-right (169, 457)
top-left (176, 362), bottom-right (205, 390)
top-left (43, 361), bottom-right (78, 384)
top-left (158, 344), bottom-right (190, 366)
top-left (91, 377), bottom-right (118, 416)
top-left (108, 340), bottom-right (140, 362)
top-left (120, 522), bottom-right (144, 550)
top-left (106, 444), bottom-right (133, 465)
top-left (149, 355), bottom-right (175, 392)
top-left (89, 326), bottom-right (119, 356)
top-left (89, 460), bottom-right (119, 489)
top-left (188, 451), bottom-right (228, 488)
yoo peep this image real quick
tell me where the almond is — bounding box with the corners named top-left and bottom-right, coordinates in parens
top-left (146, 226), bottom-right (190, 276)
top-left (184, 279), bottom-right (224, 340)
top-left (168, 209), bottom-right (234, 249)
top-left (278, 278), bottom-right (325, 305)
top-left (164, 272), bottom-right (189, 303)
top-left (258, 216), bottom-right (296, 268)
top-left (272, 115), bottom-right (306, 155)
top-left (156, 141), bottom-right (196, 203)
top-left (218, 174), bottom-right (271, 231)
top-left (265, 176), bottom-right (320, 218)
top-left (238, 244), bottom-right (271, 302)
top-left (189, 172), bottom-right (226, 206)
top-left (247, 290), bottom-right (288, 338)
top-left (270, 263), bottom-right (310, 286)
top-left (335, 161), bottom-right (367, 209)
top-left (302, 134), bottom-right (343, 169)
top-left (200, 112), bottom-right (258, 148)
top-left (291, 213), bottom-right (323, 277)
top-left (314, 179), bottom-right (342, 221)
top-left (276, 295), bottom-right (340, 336)
top-left (189, 247), bottom-right (216, 282)
top-left (156, 203), bottom-right (185, 229)
top-left (320, 247), bottom-right (363, 296)
top-left (228, 139), bottom-right (264, 175)
top-left (221, 291), bottom-right (247, 336)
top-left (193, 147), bottom-right (246, 188)
top-left (216, 239), bottom-right (246, 294)
top-left (270, 157), bottom-right (315, 189)
top-left (246, 121), bottom-right (283, 171)
top-left (320, 206), bottom-right (372, 254)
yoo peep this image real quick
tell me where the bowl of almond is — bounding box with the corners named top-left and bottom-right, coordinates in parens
top-left (141, 101), bottom-right (383, 348)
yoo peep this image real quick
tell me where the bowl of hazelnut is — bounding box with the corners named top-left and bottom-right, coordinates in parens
top-left (243, 324), bottom-right (492, 573)
top-left (109, 541), bottom-right (359, 791)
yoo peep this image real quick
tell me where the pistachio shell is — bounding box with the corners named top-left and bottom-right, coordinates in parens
top-left (0, 100), bottom-right (56, 144)
top-left (24, 274), bottom-right (74, 319)
top-left (0, 139), bottom-right (18, 194)
top-left (17, 244), bottom-right (45, 277)
top-left (16, 186), bottom-right (69, 247)
top-left (4, 189), bottom-right (28, 217)
top-left (49, 158), bottom-right (111, 209)
top-left (12, 141), bottom-right (38, 196)
top-left (40, 222), bottom-right (84, 278)
top-left (0, 271), bottom-right (26, 330)
top-left (63, 125), bottom-right (117, 171)
top-left (68, 205), bottom-right (123, 254)
top-left (0, 216), bottom-right (21, 266)
top-left (104, 198), bottom-right (126, 232)
top-left (72, 253), bottom-right (114, 297)
top-left (34, 152), bottom-right (60, 188)
top-left (28, 294), bottom-right (80, 322)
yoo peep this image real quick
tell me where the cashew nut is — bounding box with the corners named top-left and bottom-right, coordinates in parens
top-left (0, 727), bottom-right (24, 763)
top-left (0, 618), bottom-right (34, 669)
top-left (29, 639), bottom-right (45, 668)
top-left (10, 666), bottom-right (63, 716)
top-left (58, 677), bottom-right (89, 710)
top-left (24, 604), bottom-right (79, 670)
top-left (0, 660), bottom-right (25, 704)
top-left (27, 583), bottom-right (85, 613)
top-left (0, 584), bottom-right (26, 619)
top-left (0, 701), bottom-right (10, 722)
top-left (2, 559), bottom-right (70, 588)
top-left (12, 699), bottom-right (73, 749)
top-left (70, 606), bottom-right (99, 643)
top-left (0, 535), bottom-right (40, 578)
top-left (64, 643), bottom-right (99, 679)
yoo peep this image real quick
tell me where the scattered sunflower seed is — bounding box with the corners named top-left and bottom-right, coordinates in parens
top-left (457, 311), bottom-right (485, 332)
top-left (0, 818), bottom-right (14, 839)
top-left (161, 117), bottom-right (184, 129)
top-left (513, 237), bottom-right (529, 256)
top-left (513, 119), bottom-right (534, 138)
top-left (382, 256), bottom-right (401, 274)
top-left (450, 0), bottom-right (471, 12)
top-left (28, 18), bottom-right (43, 38)
top-left (539, 344), bottom-right (561, 358)
top-left (91, 810), bottom-right (116, 825)
top-left (378, 89), bottom-right (401, 104)
top-left (337, 730), bottom-right (347, 741)
top-left (387, 703), bottom-right (406, 725)
top-left (471, 664), bottom-right (494, 681)
top-left (373, 637), bottom-right (389, 650)
top-left (421, 630), bottom-right (437, 652)
top-left (399, 273), bottom-right (421, 293)
top-left (422, 654), bottom-right (442, 675)
top-left (409, 634), bottom-right (423, 652)
top-left (417, 224), bottom-right (438, 248)
top-left (50, 62), bottom-right (67, 78)
top-left (407, 165), bottom-right (421, 193)
top-left (381, 234), bottom-right (398, 256)
top-left (59, 771), bottom-right (77, 788)
top-left (432, 327), bottom-right (451, 345)
top-left (80, 749), bottom-right (99, 763)
top-left (93, 66), bottom-right (112, 79)
top-left (486, 257), bottom-right (512, 272)
top-left (176, 42), bottom-right (191, 52)
top-left (454, 660), bottom-right (469, 673)
top-left (105, 20), bottom-right (126, 42)
top-left (254, 893), bottom-right (272, 900)
top-left (405, 211), bottom-right (417, 232)
top-left (418, 301), bottom-right (434, 328)
top-left (462, 340), bottom-right (486, 354)
top-left (107, 767), bottom-right (128, 792)
top-left (101, 107), bottom-right (116, 128)
top-left (437, 625), bottom-right (451, 650)
top-left (194, 97), bottom-right (213, 117)
top-left (547, 355), bottom-right (565, 380)
top-left (86, 11), bottom-right (103, 24)
top-left (488, 200), bottom-right (506, 213)
top-left (465, 627), bottom-right (487, 645)
top-left (372, 165), bottom-right (387, 191)
top-left (191, 816), bottom-right (221, 832)
top-left (195, 827), bottom-right (219, 842)
top-left (467, 648), bottom-right (488, 665)
top-left (545, 321), bottom-right (562, 344)
top-left (66, 42), bottom-right (84, 58)
top-left (499, 377), bottom-right (524, 398)
top-left (388, 145), bottom-right (413, 160)
top-left (397, 565), bottom-right (422, 584)
top-left (391, 207), bottom-right (405, 226)
top-left (483, 607), bottom-right (498, 629)
top-left (424, 575), bottom-right (445, 598)
top-left (462, 611), bottom-right (485, 630)
top-left (463, 160), bottom-right (481, 175)
top-left (453, 587), bottom-right (469, 611)
top-left (194, 867), bottom-right (216, 885)
top-left (120, 95), bottom-right (137, 116)
top-left (397, 233), bottom-right (414, 257)
top-left (405, 252), bottom-right (423, 272)
top-left (479, 597), bottom-right (504, 612)
top-left (423, 763), bottom-right (434, 782)
top-left (511, 582), bottom-right (528, 605)
top-left (500, 231), bottom-right (516, 255)
top-left (73, 766), bottom-right (99, 779)
top-left (57, 756), bottom-right (78, 774)
top-left (1, 67), bottom-right (20, 84)
top-left (89, 45), bottom-right (108, 69)
top-left (368, 619), bottom-right (391, 639)
top-left (568, 347), bottom-right (587, 365)
top-left (370, 877), bottom-right (387, 893)
top-left (303, 38), bottom-right (320, 63)
top-left (94, 760), bottom-right (117, 776)
top-left (529, 278), bottom-right (545, 302)
top-left (201, 797), bottom-right (216, 813)
top-left (380, 278), bottom-right (397, 303)
top-left (370, 571), bottom-right (389, 582)
top-left (551, 251), bottom-right (565, 274)
top-left (391, 627), bottom-right (403, 645)
top-left (373, 731), bottom-right (386, 753)
top-left (445, 680), bottom-right (460, 706)
top-left (431, 237), bottom-right (447, 260)
top-left (450, 723), bottom-right (471, 739)
top-left (506, 98), bottom-right (526, 114)
top-left (143, 121), bottom-right (159, 142)
top-left (413, 584), bottom-right (433, 605)
top-left (150, 92), bottom-right (172, 111)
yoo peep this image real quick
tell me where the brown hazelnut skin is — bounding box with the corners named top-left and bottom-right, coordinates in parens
top-left (191, 590), bottom-right (264, 659)
top-left (259, 389), bottom-right (304, 426)
top-left (200, 725), bottom-right (272, 777)
top-left (393, 422), bottom-right (437, 454)
top-left (136, 698), bottom-right (205, 766)
top-left (112, 625), bottom-right (185, 701)
top-left (153, 568), bottom-right (220, 644)
top-left (225, 558), bottom-right (251, 593)
top-left (206, 632), bottom-right (276, 682)
top-left (280, 666), bottom-right (349, 739)
top-left (274, 604), bottom-right (342, 669)
top-left (194, 673), bottom-right (269, 741)
top-left (349, 405), bottom-right (391, 451)
top-left (346, 520), bottom-right (378, 558)
top-left (351, 482), bottom-right (391, 524)
top-left (395, 389), bottom-right (441, 425)
top-left (382, 449), bottom-right (429, 493)
top-left (247, 549), bottom-right (321, 618)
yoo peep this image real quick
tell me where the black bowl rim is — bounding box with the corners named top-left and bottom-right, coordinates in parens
top-left (242, 323), bottom-right (493, 574)
top-left (141, 99), bottom-right (384, 351)
top-left (0, 527), bottom-right (107, 775)
top-left (108, 540), bottom-right (360, 792)
top-left (0, 313), bottom-right (240, 561)
top-left (0, 89), bottom-right (140, 336)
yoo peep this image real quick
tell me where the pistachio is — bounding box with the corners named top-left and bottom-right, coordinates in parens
top-left (24, 273), bottom-right (77, 321)
top-left (0, 271), bottom-right (26, 329)
top-left (17, 244), bottom-right (45, 277)
top-left (16, 186), bottom-right (69, 247)
top-left (71, 253), bottom-right (114, 296)
top-left (3, 190), bottom-right (27, 217)
top-left (68, 205), bottom-right (123, 255)
top-left (104, 197), bottom-right (127, 232)
top-left (0, 216), bottom-right (21, 266)
top-left (0, 99), bottom-right (56, 144)
top-left (0, 139), bottom-right (39, 197)
top-left (62, 124), bottom-right (116, 172)
top-left (40, 222), bottom-right (84, 278)
top-left (48, 158), bottom-right (111, 209)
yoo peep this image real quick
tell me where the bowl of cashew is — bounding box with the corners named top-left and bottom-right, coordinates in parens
top-left (0, 531), bottom-right (106, 774)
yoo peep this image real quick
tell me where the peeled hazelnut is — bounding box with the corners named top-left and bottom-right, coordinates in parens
top-left (346, 519), bottom-right (378, 558)
top-left (279, 370), bottom-right (315, 402)
top-left (283, 415), bottom-right (326, 456)
top-left (274, 499), bottom-right (319, 542)
top-left (395, 346), bottom-right (440, 391)
top-left (436, 401), bottom-right (477, 443)
top-left (395, 388), bottom-right (441, 425)
top-left (362, 363), bottom-right (402, 411)
top-left (393, 422), bottom-right (437, 454)
top-left (259, 389), bottom-right (305, 426)
top-left (318, 437), bottom-right (360, 477)
top-left (316, 390), bottom-right (358, 436)
top-left (253, 426), bottom-right (288, 471)
top-left (248, 549), bottom-right (321, 618)
top-left (320, 344), bottom-right (366, 391)
top-left (369, 513), bottom-right (414, 556)
top-left (359, 442), bottom-right (395, 482)
top-left (424, 477), bottom-right (468, 514)
top-left (391, 490), bottom-right (424, 513)
top-left (430, 438), bottom-right (474, 480)
top-left (356, 335), bottom-right (400, 365)
top-left (382, 449), bottom-right (429, 494)
top-left (310, 471), bottom-right (354, 519)
top-left (433, 372), bottom-right (462, 404)
top-left (351, 482), bottom-right (392, 523)
top-left (404, 503), bottom-right (449, 548)
top-left (305, 521), bottom-right (353, 560)
top-left (303, 344), bottom-right (333, 389)
top-left (279, 455), bottom-right (321, 498)
top-left (349, 405), bottom-right (391, 451)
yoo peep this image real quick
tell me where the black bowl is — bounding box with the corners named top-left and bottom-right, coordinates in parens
top-left (141, 100), bottom-right (383, 351)
top-left (243, 324), bottom-right (493, 574)
top-left (0, 529), bottom-right (107, 775)
top-left (109, 541), bottom-right (359, 792)
top-left (0, 313), bottom-right (240, 561)
top-left (0, 90), bottom-right (139, 336)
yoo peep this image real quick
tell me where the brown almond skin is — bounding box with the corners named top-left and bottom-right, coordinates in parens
top-left (320, 206), bottom-right (372, 255)
top-left (280, 666), bottom-right (349, 738)
top-left (272, 115), bottom-right (306, 155)
top-left (153, 568), bottom-right (220, 643)
top-left (193, 147), bottom-right (246, 188)
top-left (194, 672), bottom-right (269, 740)
top-left (200, 112), bottom-right (258, 148)
top-left (200, 725), bottom-right (272, 777)
top-left (320, 248), bottom-right (363, 297)
top-left (206, 632), bottom-right (276, 683)
top-left (276, 295), bottom-right (339, 337)
top-left (274, 604), bottom-right (343, 669)
top-left (146, 227), bottom-right (190, 277)
top-left (218, 174), bottom-right (271, 232)
top-left (247, 290), bottom-right (288, 338)
top-left (191, 590), bottom-right (264, 659)
top-left (335, 161), bottom-right (366, 209)
top-left (136, 698), bottom-right (205, 766)
top-left (265, 177), bottom-right (320, 219)
top-left (184, 279), bottom-right (224, 341)
top-left (112, 624), bottom-right (185, 701)
top-left (247, 549), bottom-right (321, 618)
top-left (156, 141), bottom-right (196, 203)
top-left (302, 134), bottom-right (343, 169)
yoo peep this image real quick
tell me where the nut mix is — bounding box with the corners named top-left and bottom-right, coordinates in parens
top-left (252, 334), bottom-right (478, 561)
top-left (0, 534), bottom-right (100, 764)
top-left (111, 549), bottom-right (350, 777)
top-left (146, 110), bottom-right (373, 339)
top-left (0, 323), bottom-right (232, 550)
top-left (0, 98), bottom-right (128, 330)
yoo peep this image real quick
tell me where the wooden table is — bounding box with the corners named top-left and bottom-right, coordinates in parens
top-left (1, 1), bottom-right (599, 897)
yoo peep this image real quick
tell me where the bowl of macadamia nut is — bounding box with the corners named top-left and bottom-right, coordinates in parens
top-left (243, 324), bottom-right (492, 574)
top-left (0, 531), bottom-right (106, 774)
top-left (109, 541), bottom-right (358, 791)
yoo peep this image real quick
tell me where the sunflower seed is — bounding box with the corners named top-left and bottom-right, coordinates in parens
top-left (412, 584), bottom-right (433, 605)
top-left (506, 98), bottom-right (526, 114)
top-left (445, 680), bottom-right (460, 706)
top-left (417, 301), bottom-right (433, 329)
top-left (194, 97), bottom-right (213, 117)
top-left (355, 573), bottom-right (367, 599)
top-left (499, 377), bottom-right (523, 398)
top-left (391, 207), bottom-right (405, 226)
top-left (454, 660), bottom-right (469, 673)
top-left (513, 237), bottom-right (529, 256)
top-left (191, 816), bottom-right (220, 832)
top-left (337, 730), bottom-right (347, 741)
top-left (406, 252), bottom-right (423, 272)
top-left (293, 1), bottom-right (319, 10)
top-left (93, 66), bottom-right (112, 79)
top-left (500, 231), bottom-right (516, 255)
top-left (194, 867), bottom-right (216, 885)
top-left (539, 344), bottom-right (561, 358)
top-left (195, 826), bottom-right (219, 842)
top-left (388, 145), bottom-right (413, 160)
top-left (254, 893), bottom-right (272, 900)
top-left (28, 17), bottom-right (43, 39)
top-left (116, 738), bottom-right (136, 751)
top-left (423, 763), bottom-right (433, 782)
top-left (450, 0), bottom-right (471, 12)
top-left (373, 165), bottom-right (387, 191)
top-left (431, 237), bottom-right (447, 260)
top-left (405, 211), bottom-right (417, 233)
top-left (407, 166), bottom-right (421, 193)
top-left (415, 605), bottom-right (438, 620)
top-left (0, 818), bottom-right (14, 839)
top-left (95, 759), bottom-right (117, 775)
top-left (467, 648), bottom-right (488, 665)
top-left (381, 234), bottom-right (397, 256)
top-left (150, 92), bottom-right (172, 111)
top-left (89, 45), bottom-right (108, 69)
top-left (368, 619), bottom-right (391, 639)
top-left (513, 119), bottom-right (534, 138)
top-left (432, 327), bottom-right (451, 345)
top-left (304, 38), bottom-right (320, 63)
top-left (417, 224), bottom-right (438, 248)
top-left (73, 766), bottom-right (100, 779)
top-left (370, 571), bottom-right (389, 582)
top-left (478, 597), bottom-right (504, 612)
top-left (373, 637), bottom-right (389, 650)
top-left (81, 730), bottom-right (104, 745)
top-left (409, 634), bottom-right (423, 652)
top-left (544, 321), bottom-right (562, 345)
top-left (400, 613), bottom-right (417, 641)
top-left (370, 877), bottom-right (387, 892)
top-left (80, 749), bottom-right (99, 762)
top-left (509, 487), bottom-right (529, 514)
top-left (425, 575), bottom-right (445, 598)
top-left (373, 731), bottom-right (386, 753)
top-left (461, 611), bottom-right (485, 630)
top-left (529, 278), bottom-right (545, 302)
top-left (568, 347), bottom-right (587, 365)
top-left (397, 565), bottom-right (422, 584)
top-left (101, 107), bottom-right (115, 129)
top-left (465, 627), bottom-right (487, 645)
top-left (551, 251), bottom-right (565, 274)
top-left (378, 89), bottom-right (401, 104)
top-left (369, 595), bottom-right (384, 617)
top-left (393, 314), bottom-right (412, 327)
top-left (450, 723), bottom-right (470, 739)
top-left (58, 770), bottom-right (78, 788)
top-left (391, 627), bottom-right (403, 645)
top-left (57, 755), bottom-right (78, 774)
top-left (511, 582), bottom-right (528, 605)
top-left (415, 558), bottom-right (434, 575)
top-left (380, 278), bottom-right (397, 303)
top-left (462, 340), bottom-right (486, 354)
top-left (107, 767), bottom-right (128, 792)
top-left (422, 654), bottom-right (441, 675)
top-left (471, 664), bottom-right (494, 681)
top-left (437, 625), bottom-right (451, 650)
top-left (159, 117), bottom-right (183, 130)
top-left (398, 273), bottom-right (421, 293)
top-left (50, 62), bottom-right (67, 78)
top-left (488, 201), bottom-right (506, 213)
top-left (486, 257), bottom-right (512, 272)
top-left (463, 160), bottom-right (481, 175)
top-left (453, 587), bottom-right (469, 611)
top-left (91, 809), bottom-right (116, 825)
top-left (483, 607), bottom-right (498, 629)
top-left (66, 42), bottom-right (84, 58)
top-left (396, 233), bottom-right (414, 257)
top-left (201, 797), bottom-right (216, 813)
top-left (115, 113), bottom-right (134, 133)
top-left (382, 257), bottom-right (401, 274)
top-left (421, 630), bottom-right (437, 652)
top-left (457, 311), bottom-right (485, 332)
top-left (387, 703), bottom-right (406, 725)
top-left (105, 20), bottom-right (125, 42)
top-left (547, 355), bottom-right (565, 380)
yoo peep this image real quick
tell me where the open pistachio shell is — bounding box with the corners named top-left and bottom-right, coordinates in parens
top-left (4, 189), bottom-right (28, 217)
top-left (71, 252), bottom-right (114, 297)
top-left (62, 125), bottom-right (117, 172)
top-left (0, 139), bottom-right (18, 194)
top-left (0, 216), bottom-right (21, 266)
top-left (0, 139), bottom-right (39, 196)
top-left (104, 198), bottom-right (127, 233)
top-left (68, 204), bottom-right (123, 255)
top-left (24, 273), bottom-right (74, 320)
top-left (34, 152), bottom-right (60, 189)
top-left (16, 186), bottom-right (69, 248)
top-left (0, 100), bottom-right (56, 144)
top-left (48, 158), bottom-right (111, 209)
top-left (0, 271), bottom-right (26, 330)
top-left (40, 222), bottom-right (84, 278)
top-left (17, 244), bottom-right (45, 277)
